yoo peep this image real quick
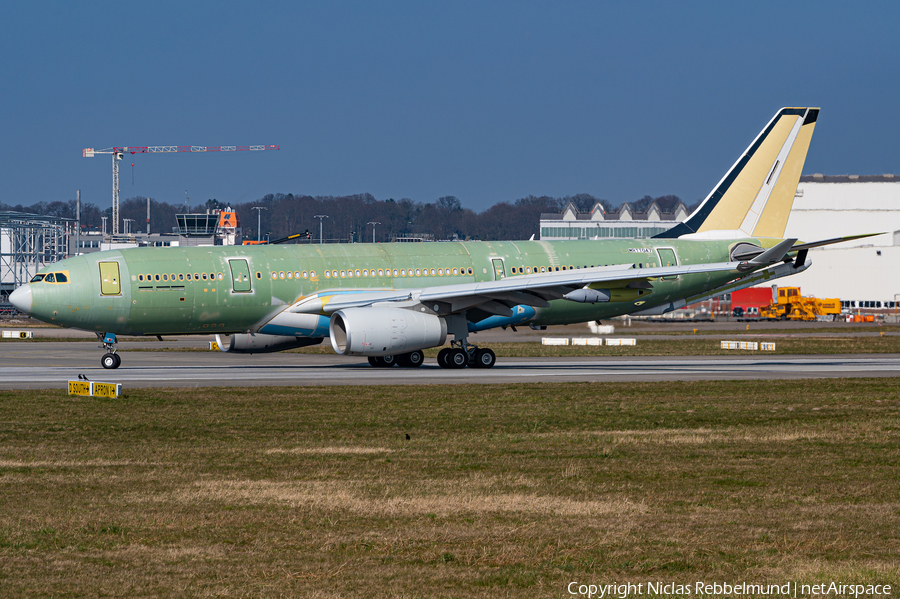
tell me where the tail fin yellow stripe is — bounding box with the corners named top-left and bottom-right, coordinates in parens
top-left (752, 111), bottom-right (818, 238)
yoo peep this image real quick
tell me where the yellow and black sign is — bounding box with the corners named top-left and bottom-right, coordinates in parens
top-left (67, 381), bottom-right (122, 398)
top-left (68, 380), bottom-right (92, 396)
top-left (92, 382), bottom-right (121, 398)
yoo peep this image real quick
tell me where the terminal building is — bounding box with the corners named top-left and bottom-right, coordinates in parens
top-left (539, 200), bottom-right (689, 240)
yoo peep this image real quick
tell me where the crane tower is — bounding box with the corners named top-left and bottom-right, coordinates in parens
top-left (82, 144), bottom-right (279, 235)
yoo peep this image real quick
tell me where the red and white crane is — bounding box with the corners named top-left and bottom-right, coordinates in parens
top-left (82, 144), bottom-right (279, 235)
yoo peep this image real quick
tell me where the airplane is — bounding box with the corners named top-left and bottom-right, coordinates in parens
top-left (9, 107), bottom-right (874, 370)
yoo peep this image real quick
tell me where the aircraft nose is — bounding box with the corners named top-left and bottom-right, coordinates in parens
top-left (9, 285), bottom-right (33, 314)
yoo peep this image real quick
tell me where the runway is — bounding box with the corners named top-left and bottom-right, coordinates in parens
top-left (1, 341), bottom-right (899, 389)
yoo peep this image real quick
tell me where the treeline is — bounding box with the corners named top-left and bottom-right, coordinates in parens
top-left (0, 193), bottom-right (698, 242)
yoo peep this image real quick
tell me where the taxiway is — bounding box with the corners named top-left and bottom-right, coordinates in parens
top-left (1, 341), bottom-right (899, 389)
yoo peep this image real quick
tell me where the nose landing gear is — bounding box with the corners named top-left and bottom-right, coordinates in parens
top-left (98, 332), bottom-right (121, 369)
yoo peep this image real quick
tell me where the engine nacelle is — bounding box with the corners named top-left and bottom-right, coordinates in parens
top-left (329, 308), bottom-right (447, 356)
top-left (215, 333), bottom-right (323, 353)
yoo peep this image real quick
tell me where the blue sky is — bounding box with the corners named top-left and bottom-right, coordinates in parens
top-left (2, 1), bottom-right (898, 212)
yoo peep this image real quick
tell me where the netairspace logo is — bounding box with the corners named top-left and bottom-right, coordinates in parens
top-left (567, 581), bottom-right (893, 598)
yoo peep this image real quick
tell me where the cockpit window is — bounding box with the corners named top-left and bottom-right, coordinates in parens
top-left (55, 272), bottom-right (67, 283)
top-left (44, 273), bottom-right (56, 283)
top-left (30, 274), bottom-right (45, 282)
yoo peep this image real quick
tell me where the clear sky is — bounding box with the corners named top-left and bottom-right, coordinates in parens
top-left (2, 1), bottom-right (898, 212)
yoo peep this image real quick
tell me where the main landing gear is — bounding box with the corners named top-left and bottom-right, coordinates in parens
top-left (98, 332), bottom-right (121, 369)
top-left (368, 351), bottom-right (425, 368)
top-left (365, 343), bottom-right (496, 369)
top-left (437, 340), bottom-right (495, 369)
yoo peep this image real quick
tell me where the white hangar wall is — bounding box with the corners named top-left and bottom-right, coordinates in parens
top-left (782, 176), bottom-right (900, 304)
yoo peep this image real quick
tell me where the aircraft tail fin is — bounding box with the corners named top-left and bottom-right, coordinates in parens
top-left (655, 107), bottom-right (819, 239)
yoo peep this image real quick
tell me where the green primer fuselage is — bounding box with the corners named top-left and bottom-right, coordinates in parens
top-left (27, 238), bottom-right (754, 336)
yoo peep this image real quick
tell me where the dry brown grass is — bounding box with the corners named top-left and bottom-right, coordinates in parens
top-left (1, 380), bottom-right (898, 597)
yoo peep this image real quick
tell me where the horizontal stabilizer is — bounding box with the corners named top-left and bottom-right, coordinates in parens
top-left (790, 232), bottom-right (884, 252)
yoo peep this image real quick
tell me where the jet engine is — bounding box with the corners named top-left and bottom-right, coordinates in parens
top-left (215, 333), bottom-right (323, 353)
top-left (329, 308), bottom-right (447, 356)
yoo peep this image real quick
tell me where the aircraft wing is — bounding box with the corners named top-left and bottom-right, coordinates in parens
top-left (290, 261), bottom-right (743, 317)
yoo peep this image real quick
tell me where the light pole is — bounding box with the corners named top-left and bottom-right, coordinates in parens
top-left (314, 215), bottom-right (329, 244)
top-left (252, 206), bottom-right (266, 243)
top-left (367, 221), bottom-right (381, 243)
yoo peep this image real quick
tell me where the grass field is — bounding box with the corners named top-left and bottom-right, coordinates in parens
top-left (1, 380), bottom-right (898, 597)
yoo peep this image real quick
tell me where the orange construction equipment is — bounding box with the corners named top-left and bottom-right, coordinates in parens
top-left (759, 286), bottom-right (842, 321)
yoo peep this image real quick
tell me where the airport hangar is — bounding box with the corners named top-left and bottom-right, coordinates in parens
top-left (539, 176), bottom-right (900, 310)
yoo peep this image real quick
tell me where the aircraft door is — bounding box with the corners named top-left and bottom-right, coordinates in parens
top-left (229, 259), bottom-right (252, 292)
top-left (99, 262), bottom-right (121, 295)
top-left (491, 258), bottom-right (506, 280)
top-left (657, 248), bottom-right (678, 280)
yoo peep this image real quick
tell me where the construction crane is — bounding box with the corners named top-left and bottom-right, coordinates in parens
top-left (82, 144), bottom-right (279, 235)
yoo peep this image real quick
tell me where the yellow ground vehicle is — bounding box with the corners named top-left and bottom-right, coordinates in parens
top-left (759, 286), bottom-right (842, 321)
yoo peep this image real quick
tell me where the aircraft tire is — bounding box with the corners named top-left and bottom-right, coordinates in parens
top-left (101, 353), bottom-right (119, 369)
top-left (399, 350), bottom-right (424, 368)
top-left (472, 348), bottom-right (496, 369)
top-left (381, 354), bottom-right (397, 367)
top-left (368, 356), bottom-right (382, 367)
top-left (437, 348), bottom-right (451, 368)
top-left (447, 348), bottom-right (468, 369)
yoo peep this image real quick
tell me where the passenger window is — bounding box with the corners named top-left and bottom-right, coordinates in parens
top-left (467, 268), bottom-right (473, 275)
top-left (56, 273), bottom-right (67, 283)
top-left (44, 273), bottom-right (56, 283)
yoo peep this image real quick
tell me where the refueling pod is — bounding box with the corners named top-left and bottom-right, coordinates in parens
top-left (215, 333), bottom-right (323, 353)
top-left (330, 307), bottom-right (447, 356)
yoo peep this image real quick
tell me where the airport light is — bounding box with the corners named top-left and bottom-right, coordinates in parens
top-left (368, 221), bottom-right (381, 243)
top-left (314, 215), bottom-right (329, 244)
top-left (252, 206), bottom-right (266, 243)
